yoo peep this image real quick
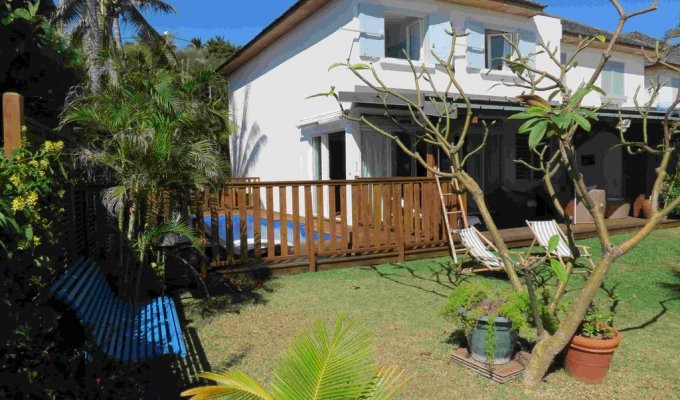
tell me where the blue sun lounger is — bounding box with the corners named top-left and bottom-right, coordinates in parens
top-left (50, 258), bottom-right (187, 362)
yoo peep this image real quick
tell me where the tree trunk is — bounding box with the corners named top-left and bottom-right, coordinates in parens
top-left (112, 16), bottom-right (123, 51)
top-left (458, 172), bottom-right (524, 291)
top-left (523, 254), bottom-right (616, 386)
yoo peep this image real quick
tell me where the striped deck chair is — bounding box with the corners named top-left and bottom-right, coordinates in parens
top-left (456, 226), bottom-right (506, 273)
top-left (525, 220), bottom-right (595, 270)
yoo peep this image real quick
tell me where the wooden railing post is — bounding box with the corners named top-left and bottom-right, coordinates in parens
top-left (3, 92), bottom-right (24, 156)
top-left (304, 185), bottom-right (316, 272)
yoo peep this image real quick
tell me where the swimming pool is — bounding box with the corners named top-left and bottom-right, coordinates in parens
top-left (203, 215), bottom-right (332, 246)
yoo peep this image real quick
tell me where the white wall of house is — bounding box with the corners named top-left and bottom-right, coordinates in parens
top-left (645, 67), bottom-right (680, 108)
top-left (229, 0), bottom-right (566, 183)
top-left (561, 44), bottom-right (647, 108)
top-left (228, 0), bottom-right (656, 195)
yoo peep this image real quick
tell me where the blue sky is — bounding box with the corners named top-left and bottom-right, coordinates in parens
top-left (131, 0), bottom-right (680, 47)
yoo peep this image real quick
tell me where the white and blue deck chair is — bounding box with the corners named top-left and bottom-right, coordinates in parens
top-left (456, 226), bottom-right (507, 273)
top-left (50, 258), bottom-right (187, 363)
top-left (525, 220), bottom-right (595, 270)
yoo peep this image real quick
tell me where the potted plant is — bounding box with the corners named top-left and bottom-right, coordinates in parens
top-left (565, 308), bottom-right (621, 383)
top-left (441, 283), bottom-right (531, 365)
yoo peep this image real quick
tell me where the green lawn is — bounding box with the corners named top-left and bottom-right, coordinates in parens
top-left (181, 227), bottom-right (680, 399)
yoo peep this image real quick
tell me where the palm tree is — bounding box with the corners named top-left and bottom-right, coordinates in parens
top-left (181, 315), bottom-right (410, 400)
top-left (60, 65), bottom-right (229, 297)
top-left (190, 37), bottom-right (202, 49)
top-left (54, 0), bottom-right (175, 90)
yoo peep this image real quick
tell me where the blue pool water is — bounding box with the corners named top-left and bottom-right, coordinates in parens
top-left (203, 215), bottom-right (332, 244)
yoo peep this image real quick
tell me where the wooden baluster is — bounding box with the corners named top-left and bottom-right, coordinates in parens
top-left (383, 184), bottom-right (392, 247)
top-left (362, 184), bottom-right (370, 249)
top-left (328, 184), bottom-right (337, 251)
top-left (316, 185), bottom-right (324, 253)
top-left (304, 185), bottom-right (316, 271)
top-left (404, 183), bottom-right (413, 246)
top-left (413, 183), bottom-right (421, 244)
top-left (351, 183), bottom-right (360, 249)
top-left (279, 186), bottom-right (288, 256)
top-left (266, 186), bottom-right (275, 257)
top-left (239, 187), bottom-right (248, 262)
top-left (394, 184), bottom-right (405, 261)
top-left (292, 185), bottom-right (301, 255)
top-left (340, 185), bottom-right (348, 250)
top-left (372, 184), bottom-right (381, 248)
top-left (253, 186), bottom-right (262, 260)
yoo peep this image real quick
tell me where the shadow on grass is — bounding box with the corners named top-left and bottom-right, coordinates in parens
top-left (182, 269), bottom-right (274, 319)
top-left (363, 260), bottom-right (478, 298)
top-left (617, 268), bottom-right (680, 333)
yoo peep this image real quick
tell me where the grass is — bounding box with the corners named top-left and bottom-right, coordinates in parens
top-left (181, 227), bottom-right (680, 399)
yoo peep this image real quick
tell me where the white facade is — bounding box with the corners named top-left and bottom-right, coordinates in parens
top-left (227, 0), bottom-right (668, 185)
top-left (645, 67), bottom-right (680, 109)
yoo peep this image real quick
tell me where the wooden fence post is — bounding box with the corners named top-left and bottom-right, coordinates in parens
top-left (3, 92), bottom-right (24, 156)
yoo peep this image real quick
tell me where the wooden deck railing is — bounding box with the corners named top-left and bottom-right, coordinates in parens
top-left (197, 177), bottom-right (466, 274)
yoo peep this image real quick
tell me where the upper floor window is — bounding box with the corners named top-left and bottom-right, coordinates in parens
top-left (602, 61), bottom-right (625, 97)
top-left (486, 30), bottom-right (518, 70)
top-left (385, 14), bottom-right (424, 61)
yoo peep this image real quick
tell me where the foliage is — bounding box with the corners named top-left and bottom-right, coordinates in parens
top-left (579, 306), bottom-right (615, 339)
top-left (0, 139), bottom-right (66, 258)
top-left (176, 36), bottom-right (242, 72)
top-left (440, 282), bottom-right (534, 338)
top-left (60, 55), bottom-right (229, 294)
top-left (54, 0), bottom-right (175, 90)
top-left (1, 0), bottom-right (82, 68)
top-left (181, 315), bottom-right (410, 400)
top-left (661, 161), bottom-right (680, 218)
top-left (508, 90), bottom-right (600, 149)
top-left (0, 139), bottom-right (85, 399)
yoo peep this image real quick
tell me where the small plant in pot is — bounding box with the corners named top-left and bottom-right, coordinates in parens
top-left (565, 307), bottom-right (621, 384)
top-left (441, 283), bottom-right (531, 365)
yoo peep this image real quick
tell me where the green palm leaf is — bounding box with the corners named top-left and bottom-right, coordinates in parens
top-left (271, 315), bottom-right (376, 400)
top-left (359, 366), bottom-right (412, 400)
top-left (180, 371), bottom-right (273, 400)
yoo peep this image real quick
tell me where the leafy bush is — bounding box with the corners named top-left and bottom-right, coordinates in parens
top-left (0, 140), bottom-right (88, 398)
top-left (662, 161), bottom-right (680, 218)
top-left (440, 282), bottom-right (533, 338)
top-left (0, 139), bottom-right (66, 258)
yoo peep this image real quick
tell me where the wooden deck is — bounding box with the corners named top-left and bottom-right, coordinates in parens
top-left (492, 217), bottom-right (680, 249)
top-left (198, 177), bottom-right (679, 276)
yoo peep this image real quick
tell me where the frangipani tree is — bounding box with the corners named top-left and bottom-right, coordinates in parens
top-left (313, 0), bottom-right (679, 386)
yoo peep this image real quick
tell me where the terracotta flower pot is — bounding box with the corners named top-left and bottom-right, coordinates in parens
top-left (565, 327), bottom-right (621, 384)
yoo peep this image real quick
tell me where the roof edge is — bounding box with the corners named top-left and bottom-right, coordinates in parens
top-left (218, 0), bottom-right (548, 76)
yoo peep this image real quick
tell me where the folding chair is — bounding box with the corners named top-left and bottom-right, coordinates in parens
top-left (525, 220), bottom-right (595, 270)
top-left (456, 226), bottom-right (509, 273)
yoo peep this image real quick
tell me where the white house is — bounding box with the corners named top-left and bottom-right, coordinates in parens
top-left (220, 0), bottom-right (679, 227)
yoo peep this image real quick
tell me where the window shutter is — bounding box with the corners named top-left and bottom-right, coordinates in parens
top-left (359, 3), bottom-right (385, 59)
top-left (427, 13), bottom-right (451, 64)
top-left (465, 20), bottom-right (485, 69)
top-left (519, 29), bottom-right (537, 66)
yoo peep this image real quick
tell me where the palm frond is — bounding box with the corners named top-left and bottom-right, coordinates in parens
top-left (180, 371), bottom-right (272, 400)
top-left (271, 315), bottom-right (376, 400)
top-left (360, 366), bottom-right (412, 400)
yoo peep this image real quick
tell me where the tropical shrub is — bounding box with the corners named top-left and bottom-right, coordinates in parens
top-left (0, 139), bottom-right (85, 398)
top-left (181, 315), bottom-right (410, 400)
top-left (0, 139), bottom-right (66, 259)
top-left (60, 59), bottom-right (230, 296)
top-left (440, 282), bottom-right (535, 339)
top-left (661, 161), bottom-right (680, 218)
